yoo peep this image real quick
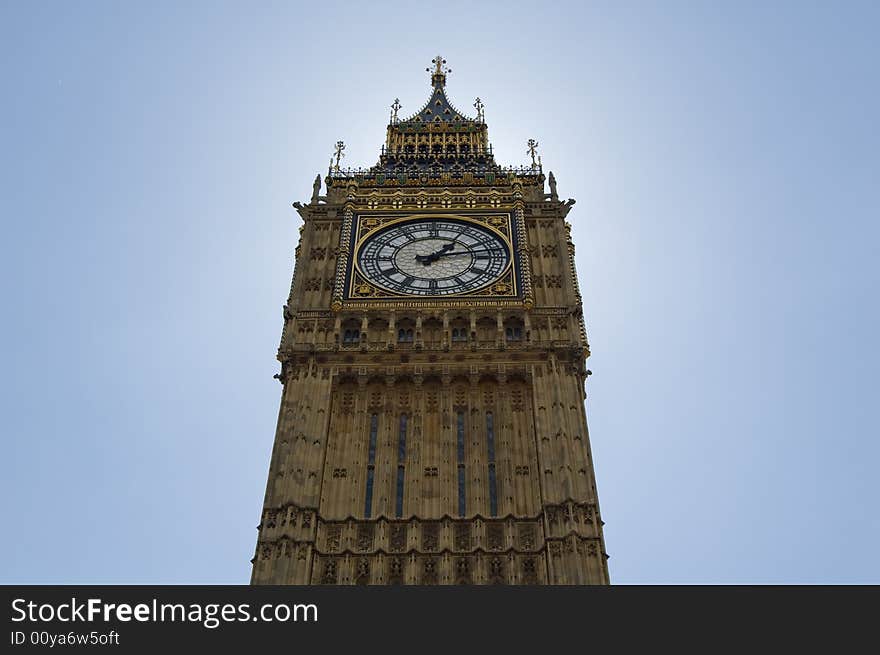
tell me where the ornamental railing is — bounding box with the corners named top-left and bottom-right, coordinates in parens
top-left (327, 164), bottom-right (542, 183)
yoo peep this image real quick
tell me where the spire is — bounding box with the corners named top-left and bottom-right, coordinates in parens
top-left (427, 55), bottom-right (451, 88)
top-left (325, 59), bottom-right (545, 181)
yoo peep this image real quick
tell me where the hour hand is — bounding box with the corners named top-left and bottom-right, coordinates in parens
top-left (415, 242), bottom-right (455, 264)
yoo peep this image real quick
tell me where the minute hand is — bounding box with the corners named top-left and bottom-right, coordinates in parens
top-left (433, 247), bottom-right (504, 257)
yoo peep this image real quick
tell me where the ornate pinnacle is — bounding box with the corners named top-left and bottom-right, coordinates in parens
top-left (527, 139), bottom-right (540, 168)
top-left (390, 98), bottom-right (402, 124)
top-left (427, 55), bottom-right (451, 86)
top-left (474, 97), bottom-right (485, 122)
top-left (331, 140), bottom-right (345, 172)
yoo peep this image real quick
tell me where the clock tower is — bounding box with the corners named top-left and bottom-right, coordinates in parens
top-left (251, 58), bottom-right (610, 584)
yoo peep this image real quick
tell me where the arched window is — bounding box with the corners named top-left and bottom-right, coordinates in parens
top-left (505, 326), bottom-right (523, 342)
top-left (486, 412), bottom-right (498, 516)
top-left (343, 329), bottom-right (360, 345)
top-left (457, 411), bottom-right (466, 516)
top-left (364, 414), bottom-right (379, 518)
top-left (395, 414), bottom-right (408, 518)
top-left (452, 328), bottom-right (467, 342)
top-left (398, 328), bottom-right (414, 343)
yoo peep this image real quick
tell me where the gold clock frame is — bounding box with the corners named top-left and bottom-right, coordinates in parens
top-left (345, 212), bottom-right (521, 306)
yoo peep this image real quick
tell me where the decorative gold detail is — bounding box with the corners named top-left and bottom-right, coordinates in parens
top-left (345, 212), bottom-right (519, 305)
top-left (361, 217), bottom-right (381, 232)
top-left (353, 282), bottom-right (377, 297)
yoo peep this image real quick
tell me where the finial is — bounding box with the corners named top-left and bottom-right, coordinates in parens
top-left (331, 140), bottom-right (345, 172)
top-left (474, 97), bottom-right (485, 122)
top-left (427, 56), bottom-right (451, 86)
top-left (527, 139), bottom-right (540, 168)
top-left (390, 98), bottom-right (401, 124)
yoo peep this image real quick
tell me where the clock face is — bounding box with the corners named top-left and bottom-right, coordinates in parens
top-left (356, 218), bottom-right (511, 296)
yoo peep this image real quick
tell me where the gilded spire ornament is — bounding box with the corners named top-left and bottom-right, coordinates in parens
top-left (331, 140), bottom-right (345, 172)
top-left (527, 139), bottom-right (540, 168)
top-left (390, 98), bottom-right (402, 124)
top-left (427, 55), bottom-right (451, 86)
top-left (474, 97), bottom-right (485, 123)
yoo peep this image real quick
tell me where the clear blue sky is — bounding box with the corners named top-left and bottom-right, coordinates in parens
top-left (2, 1), bottom-right (878, 584)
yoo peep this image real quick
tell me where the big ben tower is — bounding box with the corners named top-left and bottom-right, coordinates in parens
top-left (251, 58), bottom-right (610, 585)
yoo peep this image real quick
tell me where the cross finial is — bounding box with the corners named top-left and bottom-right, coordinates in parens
top-left (527, 139), bottom-right (540, 168)
top-left (331, 140), bottom-right (345, 172)
top-left (390, 98), bottom-right (402, 124)
top-left (427, 56), bottom-right (451, 86)
top-left (474, 97), bottom-right (485, 122)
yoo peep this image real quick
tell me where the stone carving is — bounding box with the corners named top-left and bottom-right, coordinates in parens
top-left (454, 523), bottom-right (471, 551)
top-left (489, 556), bottom-right (505, 584)
top-left (487, 523), bottom-right (504, 551)
top-left (423, 557), bottom-right (438, 585)
top-left (455, 557), bottom-right (471, 585)
top-left (311, 174), bottom-right (322, 203)
top-left (518, 523), bottom-right (536, 550)
top-left (356, 524), bottom-right (374, 551)
top-left (321, 558), bottom-right (338, 584)
top-left (422, 522), bottom-right (439, 551)
top-left (355, 558), bottom-right (370, 585)
top-left (326, 525), bottom-right (342, 551)
top-left (388, 557), bottom-right (404, 585)
top-left (511, 388), bottom-right (524, 412)
top-left (389, 524), bottom-right (407, 552)
top-left (521, 558), bottom-right (538, 584)
top-left (548, 171), bottom-right (558, 201)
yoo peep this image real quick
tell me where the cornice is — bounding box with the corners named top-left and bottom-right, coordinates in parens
top-left (259, 500), bottom-right (599, 526)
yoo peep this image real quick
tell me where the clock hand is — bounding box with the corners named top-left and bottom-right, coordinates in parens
top-left (415, 242), bottom-right (455, 264)
top-left (430, 247), bottom-right (503, 258)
